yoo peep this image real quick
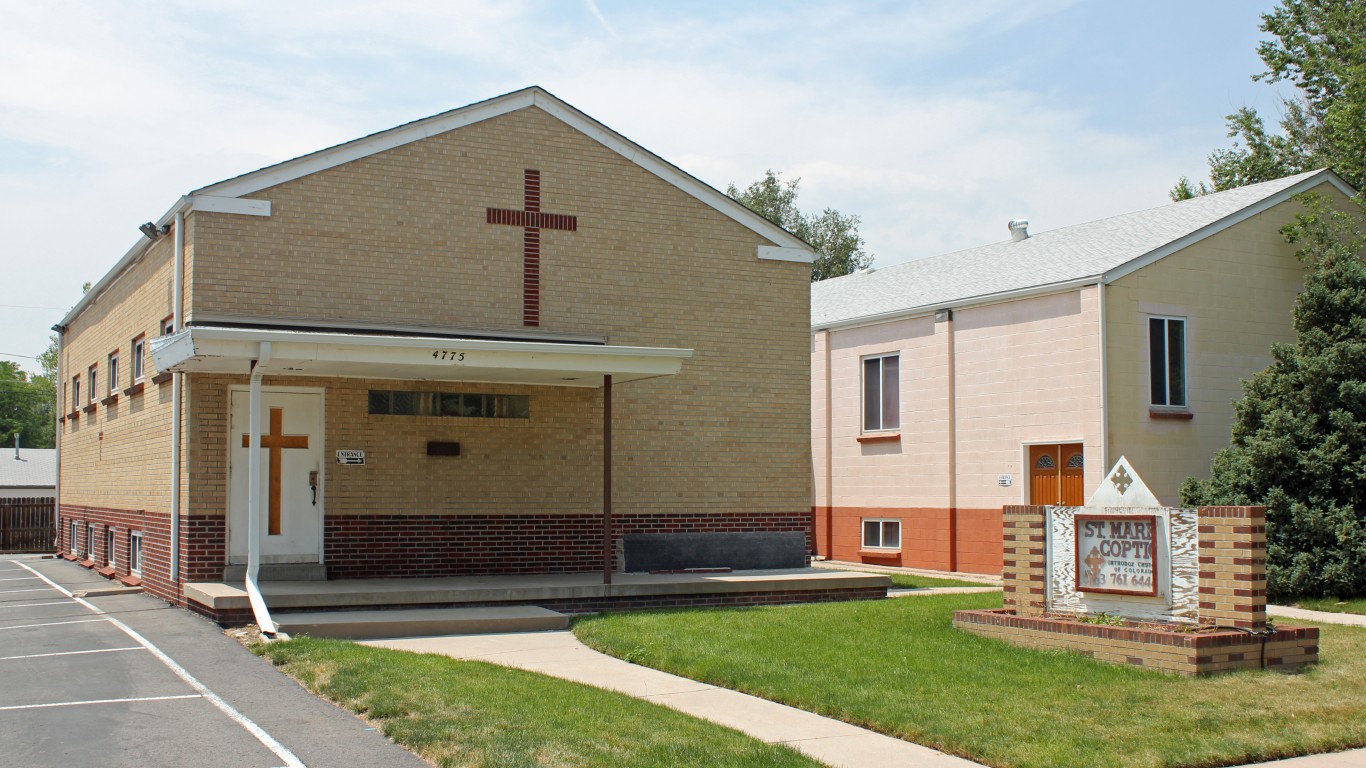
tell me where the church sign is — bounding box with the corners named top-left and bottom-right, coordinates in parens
top-left (1075, 514), bottom-right (1158, 596)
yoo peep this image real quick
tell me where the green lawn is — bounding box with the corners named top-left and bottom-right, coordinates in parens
top-left (255, 638), bottom-right (820, 768)
top-left (883, 572), bottom-right (999, 589)
top-left (1285, 596), bottom-right (1366, 615)
top-left (574, 594), bottom-right (1366, 768)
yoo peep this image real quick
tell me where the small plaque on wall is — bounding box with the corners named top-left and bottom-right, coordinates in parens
top-left (427, 441), bottom-right (461, 456)
top-left (336, 450), bottom-right (365, 465)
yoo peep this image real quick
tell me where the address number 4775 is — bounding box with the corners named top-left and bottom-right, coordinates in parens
top-left (432, 351), bottom-right (466, 362)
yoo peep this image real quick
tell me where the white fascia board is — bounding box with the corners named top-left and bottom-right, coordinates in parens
top-left (528, 92), bottom-right (813, 253)
top-left (757, 245), bottom-right (814, 263)
top-left (189, 195), bottom-right (271, 217)
top-left (813, 276), bottom-right (1098, 332)
top-left (193, 90), bottom-right (538, 199)
top-left (59, 196), bottom-right (191, 329)
top-left (187, 86), bottom-right (811, 254)
top-left (153, 328), bottom-right (692, 382)
top-left (1103, 170), bottom-right (1358, 283)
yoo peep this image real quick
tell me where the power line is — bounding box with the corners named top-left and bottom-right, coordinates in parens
top-left (0, 352), bottom-right (40, 359)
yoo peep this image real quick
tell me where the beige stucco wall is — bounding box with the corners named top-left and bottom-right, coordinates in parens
top-left (953, 287), bottom-right (1104, 508)
top-left (177, 105), bottom-right (811, 520)
top-left (812, 287), bottom-right (1103, 509)
top-left (1104, 183), bottom-right (1352, 503)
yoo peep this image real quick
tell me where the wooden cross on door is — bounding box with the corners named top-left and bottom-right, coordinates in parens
top-left (486, 170), bottom-right (578, 327)
top-left (241, 407), bottom-right (309, 536)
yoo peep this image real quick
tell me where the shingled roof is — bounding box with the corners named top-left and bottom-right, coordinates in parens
top-left (812, 169), bottom-right (1353, 329)
top-left (0, 448), bottom-right (55, 491)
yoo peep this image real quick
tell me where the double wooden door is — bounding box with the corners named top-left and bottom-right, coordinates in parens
top-left (1029, 443), bottom-right (1084, 506)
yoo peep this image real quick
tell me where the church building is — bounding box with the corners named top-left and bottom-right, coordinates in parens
top-left (54, 87), bottom-right (824, 624)
top-left (812, 169), bottom-right (1356, 574)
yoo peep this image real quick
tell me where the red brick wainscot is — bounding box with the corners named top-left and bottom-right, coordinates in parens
top-left (57, 505), bottom-right (224, 605)
top-left (324, 510), bottom-right (815, 578)
top-left (952, 609), bottom-right (1319, 676)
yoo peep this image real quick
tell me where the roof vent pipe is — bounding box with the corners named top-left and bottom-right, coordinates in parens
top-left (1008, 219), bottom-right (1030, 242)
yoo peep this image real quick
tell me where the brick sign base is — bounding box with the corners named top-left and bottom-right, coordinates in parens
top-left (973, 503), bottom-right (1319, 675)
top-left (953, 608), bottom-right (1319, 676)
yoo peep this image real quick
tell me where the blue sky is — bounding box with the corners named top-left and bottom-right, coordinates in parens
top-left (0, 0), bottom-right (1290, 370)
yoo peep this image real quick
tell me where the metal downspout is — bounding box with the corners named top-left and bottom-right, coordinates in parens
top-left (823, 330), bottom-right (833, 559)
top-left (246, 342), bottom-right (281, 637)
top-left (52, 326), bottom-right (63, 549)
top-left (1096, 280), bottom-right (1109, 472)
top-left (170, 211), bottom-right (184, 582)
top-left (946, 310), bottom-right (957, 572)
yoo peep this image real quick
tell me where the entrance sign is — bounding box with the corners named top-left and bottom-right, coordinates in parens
top-left (1075, 514), bottom-right (1158, 596)
top-left (336, 450), bottom-right (365, 465)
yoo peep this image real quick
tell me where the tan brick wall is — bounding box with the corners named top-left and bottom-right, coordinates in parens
top-left (1198, 506), bottom-right (1268, 629)
top-left (178, 106), bottom-right (811, 520)
top-left (58, 232), bottom-right (186, 516)
top-left (1001, 505), bottom-right (1047, 615)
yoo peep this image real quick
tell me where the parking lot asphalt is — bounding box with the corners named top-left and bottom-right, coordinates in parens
top-left (0, 554), bottom-right (428, 768)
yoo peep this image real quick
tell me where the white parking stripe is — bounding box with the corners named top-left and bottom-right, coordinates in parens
top-left (0, 646), bottom-right (143, 662)
top-left (0, 618), bottom-right (108, 631)
top-left (0, 577), bottom-right (42, 581)
top-left (15, 562), bottom-right (307, 768)
top-left (0, 601), bottom-right (73, 610)
top-left (0, 694), bottom-right (202, 711)
top-left (0, 588), bottom-right (58, 595)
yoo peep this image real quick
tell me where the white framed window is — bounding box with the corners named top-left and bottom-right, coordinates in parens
top-left (1149, 317), bottom-right (1187, 407)
top-left (106, 527), bottom-right (116, 568)
top-left (161, 315), bottom-right (175, 336)
top-left (862, 518), bottom-right (901, 550)
top-left (87, 365), bottom-right (98, 404)
top-left (69, 520), bottom-right (79, 555)
top-left (131, 335), bottom-right (146, 381)
top-left (129, 532), bottom-right (143, 575)
top-left (87, 523), bottom-right (97, 561)
top-left (861, 353), bottom-right (900, 432)
top-left (107, 351), bottom-right (119, 396)
top-left (71, 376), bottom-right (80, 411)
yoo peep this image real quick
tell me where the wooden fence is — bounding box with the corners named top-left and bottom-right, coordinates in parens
top-left (1, 497), bottom-right (55, 552)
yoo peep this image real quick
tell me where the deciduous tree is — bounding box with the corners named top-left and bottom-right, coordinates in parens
top-left (727, 170), bottom-right (873, 281)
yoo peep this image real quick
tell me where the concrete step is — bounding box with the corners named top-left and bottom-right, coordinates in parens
top-left (275, 606), bottom-right (569, 640)
top-left (223, 563), bottom-right (328, 582)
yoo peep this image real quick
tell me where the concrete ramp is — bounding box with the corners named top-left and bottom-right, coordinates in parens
top-left (276, 606), bottom-right (569, 639)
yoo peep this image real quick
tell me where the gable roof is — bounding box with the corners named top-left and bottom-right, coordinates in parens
top-left (61, 87), bottom-right (812, 330)
top-left (0, 448), bottom-right (55, 489)
top-left (812, 169), bottom-right (1355, 330)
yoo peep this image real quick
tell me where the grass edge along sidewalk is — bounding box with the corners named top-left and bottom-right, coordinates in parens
top-left (573, 593), bottom-right (1366, 768)
top-left (253, 638), bottom-right (822, 768)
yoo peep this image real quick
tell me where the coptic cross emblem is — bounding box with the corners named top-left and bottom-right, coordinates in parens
top-left (241, 407), bottom-right (309, 536)
top-left (486, 170), bottom-right (578, 327)
top-left (1083, 546), bottom-right (1106, 583)
top-left (1110, 466), bottom-right (1133, 495)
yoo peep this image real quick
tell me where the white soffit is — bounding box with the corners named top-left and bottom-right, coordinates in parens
top-left (149, 328), bottom-right (693, 387)
top-left (189, 195), bottom-right (271, 217)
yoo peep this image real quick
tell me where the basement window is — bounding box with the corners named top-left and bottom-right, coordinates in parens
top-left (129, 532), bottom-right (143, 575)
top-left (106, 527), bottom-right (116, 568)
top-left (87, 523), bottom-right (97, 561)
top-left (862, 519), bottom-right (901, 550)
top-left (368, 390), bottom-right (530, 419)
top-left (69, 520), bottom-right (78, 555)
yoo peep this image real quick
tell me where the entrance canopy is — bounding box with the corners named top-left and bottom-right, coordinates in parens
top-left (150, 326), bottom-right (692, 386)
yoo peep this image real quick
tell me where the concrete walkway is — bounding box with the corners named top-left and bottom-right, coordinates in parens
top-left (366, 629), bottom-right (1366, 768)
top-left (365, 631), bottom-right (978, 768)
top-left (1269, 604), bottom-right (1366, 627)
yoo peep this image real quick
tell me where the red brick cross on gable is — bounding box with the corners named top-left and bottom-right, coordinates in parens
top-left (486, 170), bottom-right (578, 327)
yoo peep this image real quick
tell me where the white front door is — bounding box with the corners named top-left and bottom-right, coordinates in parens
top-left (228, 389), bottom-right (323, 564)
